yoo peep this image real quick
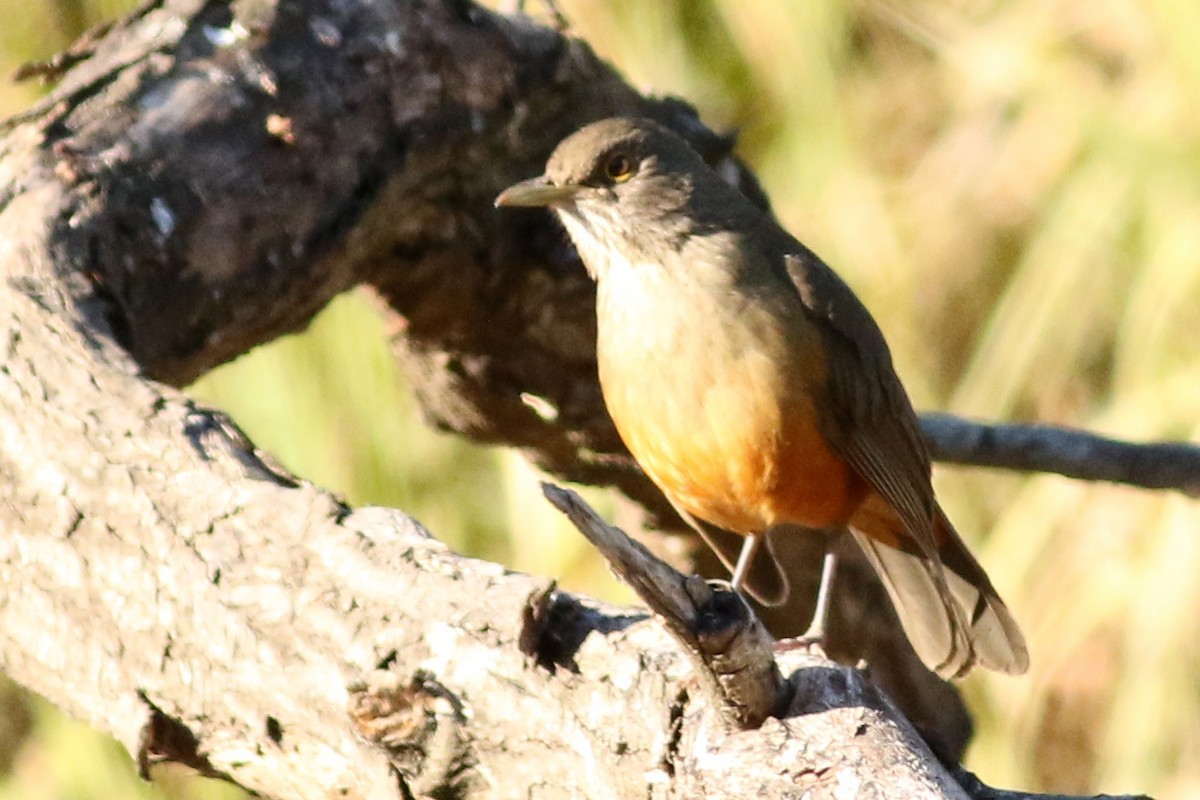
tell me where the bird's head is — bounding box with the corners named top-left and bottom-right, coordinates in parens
top-left (496, 117), bottom-right (742, 272)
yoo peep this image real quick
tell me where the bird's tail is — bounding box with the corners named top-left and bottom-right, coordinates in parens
top-left (850, 501), bottom-right (1028, 678)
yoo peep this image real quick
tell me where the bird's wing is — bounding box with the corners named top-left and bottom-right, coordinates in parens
top-left (780, 250), bottom-right (938, 554)
top-left (778, 248), bottom-right (1028, 678)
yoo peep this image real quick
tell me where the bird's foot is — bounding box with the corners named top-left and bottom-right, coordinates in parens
top-left (771, 629), bottom-right (827, 660)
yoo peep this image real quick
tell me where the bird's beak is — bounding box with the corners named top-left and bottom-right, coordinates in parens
top-left (495, 177), bottom-right (583, 208)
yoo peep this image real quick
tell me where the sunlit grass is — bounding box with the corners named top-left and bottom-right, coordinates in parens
top-left (2, 0), bottom-right (1198, 797)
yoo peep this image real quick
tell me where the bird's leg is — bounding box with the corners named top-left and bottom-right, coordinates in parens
top-left (800, 547), bottom-right (838, 643)
top-left (729, 533), bottom-right (762, 595)
top-left (508, 0), bottom-right (569, 29)
top-left (775, 545), bottom-right (838, 655)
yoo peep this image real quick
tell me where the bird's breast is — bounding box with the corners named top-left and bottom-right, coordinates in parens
top-left (595, 260), bottom-right (866, 534)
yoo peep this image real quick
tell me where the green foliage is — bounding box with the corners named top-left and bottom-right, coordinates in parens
top-left (2, 0), bottom-right (1198, 797)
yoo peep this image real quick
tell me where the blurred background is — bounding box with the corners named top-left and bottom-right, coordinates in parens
top-left (2, 0), bottom-right (1198, 797)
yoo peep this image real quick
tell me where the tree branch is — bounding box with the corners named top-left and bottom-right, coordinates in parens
top-left (922, 413), bottom-right (1200, 497)
top-left (541, 483), bottom-right (786, 729)
top-left (0, 279), bottom-right (1082, 800)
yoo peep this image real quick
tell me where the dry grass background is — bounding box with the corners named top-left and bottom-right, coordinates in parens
top-left (1, 0), bottom-right (1197, 797)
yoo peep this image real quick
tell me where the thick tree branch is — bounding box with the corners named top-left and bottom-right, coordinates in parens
top-left (0, 279), bottom-right (1038, 800)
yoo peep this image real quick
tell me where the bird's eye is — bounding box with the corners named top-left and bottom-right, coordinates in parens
top-left (604, 153), bottom-right (635, 183)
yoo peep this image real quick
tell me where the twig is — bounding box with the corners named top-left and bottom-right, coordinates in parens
top-left (952, 767), bottom-right (1154, 800)
top-left (540, 482), bottom-right (788, 728)
top-left (921, 413), bottom-right (1200, 497)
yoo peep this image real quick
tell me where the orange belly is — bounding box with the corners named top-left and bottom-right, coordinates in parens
top-left (610, 377), bottom-right (868, 536)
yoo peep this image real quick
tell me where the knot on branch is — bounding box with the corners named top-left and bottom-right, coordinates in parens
top-left (349, 668), bottom-right (479, 797)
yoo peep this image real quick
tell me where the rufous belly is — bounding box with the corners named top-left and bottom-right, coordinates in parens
top-left (609, 377), bottom-right (868, 535)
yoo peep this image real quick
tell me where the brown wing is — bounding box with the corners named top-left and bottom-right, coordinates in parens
top-left (780, 251), bottom-right (937, 552)
top-left (779, 249), bottom-right (1028, 677)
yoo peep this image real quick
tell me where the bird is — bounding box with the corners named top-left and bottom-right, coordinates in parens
top-left (495, 117), bottom-right (1028, 678)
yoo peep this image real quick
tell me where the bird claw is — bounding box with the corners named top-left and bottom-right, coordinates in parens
top-left (772, 632), bottom-right (828, 660)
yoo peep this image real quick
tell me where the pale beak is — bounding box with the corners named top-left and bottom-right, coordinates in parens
top-left (495, 177), bottom-right (583, 208)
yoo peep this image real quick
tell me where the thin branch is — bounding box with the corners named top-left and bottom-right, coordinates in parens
top-left (921, 413), bottom-right (1200, 497)
top-left (541, 482), bottom-right (786, 728)
top-left (952, 768), bottom-right (1153, 800)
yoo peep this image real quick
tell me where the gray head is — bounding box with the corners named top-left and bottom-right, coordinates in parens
top-left (496, 118), bottom-right (757, 272)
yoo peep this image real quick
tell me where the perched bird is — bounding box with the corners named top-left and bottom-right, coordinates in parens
top-left (496, 117), bottom-right (1028, 678)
